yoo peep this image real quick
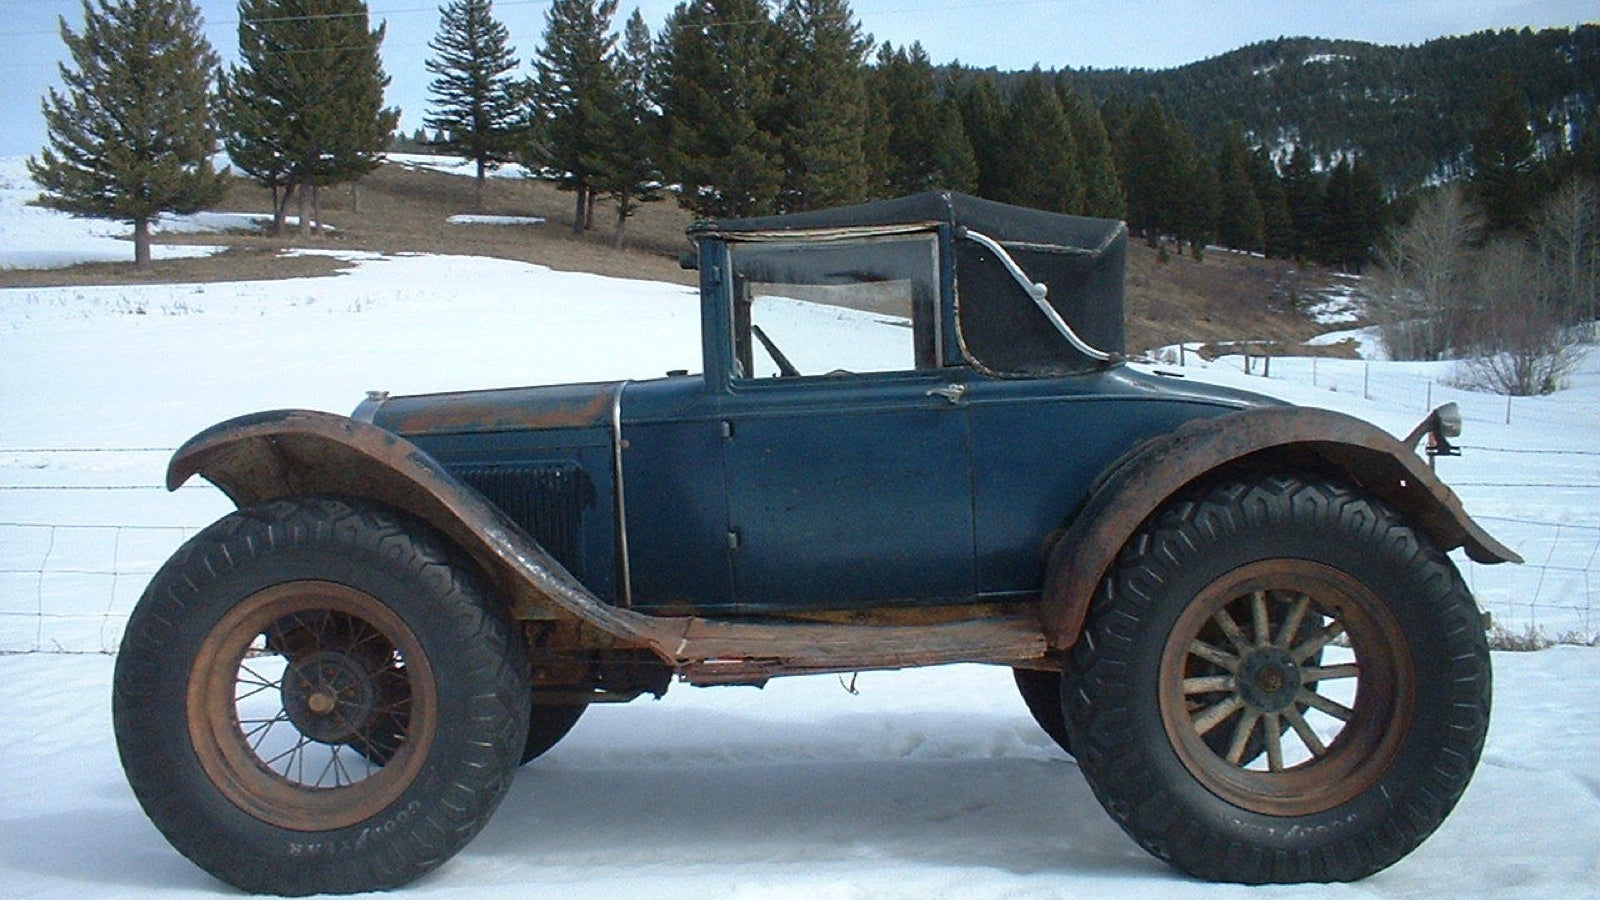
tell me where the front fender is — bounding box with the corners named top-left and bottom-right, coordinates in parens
top-left (168, 409), bottom-right (658, 647)
top-left (1039, 405), bottom-right (1520, 648)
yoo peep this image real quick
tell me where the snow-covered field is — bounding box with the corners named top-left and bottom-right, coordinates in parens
top-left (1, 157), bottom-right (1597, 897)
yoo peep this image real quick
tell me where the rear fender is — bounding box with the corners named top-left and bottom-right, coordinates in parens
top-left (167, 409), bottom-right (656, 647)
top-left (1040, 405), bottom-right (1520, 648)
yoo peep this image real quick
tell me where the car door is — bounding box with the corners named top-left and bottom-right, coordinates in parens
top-left (721, 371), bottom-right (974, 612)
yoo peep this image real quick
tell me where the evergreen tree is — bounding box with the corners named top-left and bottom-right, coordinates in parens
top-left (871, 43), bottom-right (944, 197)
top-left (1002, 68), bottom-right (1079, 213)
top-left (929, 95), bottom-right (979, 194)
top-left (531, 0), bottom-right (623, 234)
top-left (1282, 145), bottom-right (1324, 261)
top-left (220, 0), bottom-right (399, 235)
top-left (1172, 123), bottom-right (1218, 257)
top-left (1250, 148), bottom-right (1295, 258)
top-left (29, 0), bottom-right (225, 267)
top-left (1214, 127), bottom-right (1264, 252)
top-left (425, 0), bottom-right (530, 209)
top-left (1119, 96), bottom-right (1186, 245)
top-left (1469, 77), bottom-right (1538, 233)
top-left (956, 73), bottom-right (1008, 200)
top-left (595, 8), bottom-right (664, 246)
top-left (774, 0), bottom-right (871, 211)
top-left (657, 0), bottom-right (782, 217)
top-left (1060, 83), bottom-right (1124, 219)
top-left (1321, 155), bottom-right (1387, 270)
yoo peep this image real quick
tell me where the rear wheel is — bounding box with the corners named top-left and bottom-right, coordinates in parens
top-left (1064, 475), bottom-right (1490, 883)
top-left (114, 497), bottom-right (530, 895)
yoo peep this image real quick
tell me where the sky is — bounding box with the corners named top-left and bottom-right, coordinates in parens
top-left (0, 0), bottom-right (1593, 159)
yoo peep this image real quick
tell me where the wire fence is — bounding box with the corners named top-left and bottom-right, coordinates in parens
top-left (2, 512), bottom-right (1595, 654)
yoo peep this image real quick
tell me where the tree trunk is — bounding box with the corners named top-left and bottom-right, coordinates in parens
top-left (475, 158), bottom-right (487, 212)
top-left (571, 186), bottom-right (586, 236)
top-left (312, 183), bottom-right (323, 236)
top-left (586, 191), bottom-right (597, 231)
top-left (612, 189), bottom-right (632, 250)
top-left (272, 184), bottom-right (296, 236)
top-left (298, 181), bottom-right (311, 236)
top-left (133, 216), bottom-right (152, 268)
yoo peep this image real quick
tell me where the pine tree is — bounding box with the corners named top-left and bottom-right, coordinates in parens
top-left (1119, 96), bottom-right (1186, 245)
top-left (1172, 124), bottom-right (1218, 258)
top-left (1214, 127), bottom-right (1264, 253)
top-left (1470, 77), bottom-right (1537, 233)
top-left (1060, 84), bottom-right (1124, 219)
top-left (870, 43), bottom-right (945, 197)
top-left (531, 0), bottom-right (623, 233)
top-left (657, 0), bottom-right (782, 218)
top-left (955, 72), bottom-right (1008, 201)
top-left (774, 0), bottom-right (871, 211)
top-left (29, 0), bottom-right (226, 267)
top-left (595, 9), bottom-right (664, 246)
top-left (220, 0), bottom-right (399, 236)
top-left (425, 0), bottom-right (530, 209)
top-left (1002, 68), bottom-right (1079, 213)
top-left (1250, 148), bottom-right (1295, 258)
top-left (1282, 145), bottom-right (1324, 261)
top-left (929, 95), bottom-right (979, 194)
top-left (1322, 155), bottom-right (1387, 270)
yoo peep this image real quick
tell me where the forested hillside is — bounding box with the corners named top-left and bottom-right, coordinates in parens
top-left (1050, 26), bottom-right (1600, 189)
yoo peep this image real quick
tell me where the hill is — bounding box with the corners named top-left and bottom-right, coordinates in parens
top-left (1038, 25), bottom-right (1600, 188)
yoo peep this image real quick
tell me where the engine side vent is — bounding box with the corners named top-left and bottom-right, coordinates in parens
top-left (452, 462), bottom-right (595, 578)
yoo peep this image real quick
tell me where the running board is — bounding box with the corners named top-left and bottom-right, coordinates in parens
top-left (631, 613), bottom-right (1051, 685)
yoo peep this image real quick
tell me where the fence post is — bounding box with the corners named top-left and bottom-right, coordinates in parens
top-left (1506, 393), bottom-right (1513, 424)
top-left (1364, 363), bottom-right (1370, 400)
top-left (1426, 380), bottom-right (1432, 410)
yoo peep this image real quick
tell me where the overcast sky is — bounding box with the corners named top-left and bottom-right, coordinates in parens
top-left (1, 1), bottom-right (1592, 159)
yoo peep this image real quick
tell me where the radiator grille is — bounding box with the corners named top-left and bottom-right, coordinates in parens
top-left (452, 462), bottom-right (595, 577)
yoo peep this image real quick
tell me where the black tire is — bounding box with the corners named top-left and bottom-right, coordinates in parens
top-left (1063, 475), bottom-right (1490, 884)
top-left (1013, 667), bottom-right (1072, 756)
top-left (113, 496), bottom-right (532, 895)
top-left (521, 702), bottom-right (588, 765)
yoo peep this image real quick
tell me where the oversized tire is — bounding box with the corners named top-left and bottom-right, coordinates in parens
top-left (1063, 474), bottom-right (1491, 883)
top-left (113, 496), bottom-right (532, 895)
top-left (521, 702), bottom-right (588, 765)
top-left (1013, 667), bottom-right (1072, 755)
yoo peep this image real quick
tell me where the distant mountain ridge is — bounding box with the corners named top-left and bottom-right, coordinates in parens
top-left (1025, 26), bottom-right (1598, 188)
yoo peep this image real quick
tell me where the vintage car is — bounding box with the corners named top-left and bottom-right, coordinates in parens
top-left (113, 191), bottom-right (1518, 894)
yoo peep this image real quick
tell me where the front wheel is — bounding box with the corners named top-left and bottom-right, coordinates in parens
top-left (113, 497), bottom-right (531, 895)
top-left (1064, 475), bottom-right (1490, 883)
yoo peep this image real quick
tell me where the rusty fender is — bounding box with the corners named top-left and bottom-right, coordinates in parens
top-left (1039, 404), bottom-right (1521, 649)
top-left (166, 409), bottom-right (662, 649)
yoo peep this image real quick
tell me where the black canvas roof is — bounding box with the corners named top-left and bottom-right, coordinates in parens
top-left (689, 190), bottom-right (1123, 256)
top-left (693, 191), bottom-right (1128, 374)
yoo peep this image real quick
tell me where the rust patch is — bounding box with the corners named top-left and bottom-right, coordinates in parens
top-left (372, 382), bottom-right (621, 436)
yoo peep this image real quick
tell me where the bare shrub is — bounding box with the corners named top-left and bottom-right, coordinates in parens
top-left (1456, 238), bottom-right (1579, 396)
top-left (1367, 186), bottom-right (1480, 360)
top-left (1531, 176), bottom-right (1600, 331)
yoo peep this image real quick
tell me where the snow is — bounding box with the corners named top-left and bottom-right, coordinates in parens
top-left (447, 214), bottom-right (546, 227)
top-left (0, 157), bottom-right (1597, 896)
top-left (0, 158), bottom-right (229, 269)
top-left (388, 152), bottom-right (538, 181)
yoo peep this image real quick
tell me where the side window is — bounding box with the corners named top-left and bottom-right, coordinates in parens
top-left (727, 233), bottom-right (941, 379)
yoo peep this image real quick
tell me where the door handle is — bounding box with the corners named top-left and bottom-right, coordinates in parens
top-left (926, 383), bottom-right (967, 404)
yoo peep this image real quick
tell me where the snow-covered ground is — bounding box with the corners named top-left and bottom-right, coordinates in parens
top-left (1, 158), bottom-right (1597, 897)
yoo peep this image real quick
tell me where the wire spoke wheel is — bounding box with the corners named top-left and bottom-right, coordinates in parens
top-left (188, 580), bottom-right (437, 831)
top-left (1160, 560), bottom-right (1412, 816)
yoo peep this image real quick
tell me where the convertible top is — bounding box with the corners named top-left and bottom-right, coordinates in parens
top-left (692, 191), bottom-right (1128, 374)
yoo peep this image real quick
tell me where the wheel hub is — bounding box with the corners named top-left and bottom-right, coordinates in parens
top-left (1236, 647), bottom-right (1302, 712)
top-left (283, 651), bottom-right (377, 744)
